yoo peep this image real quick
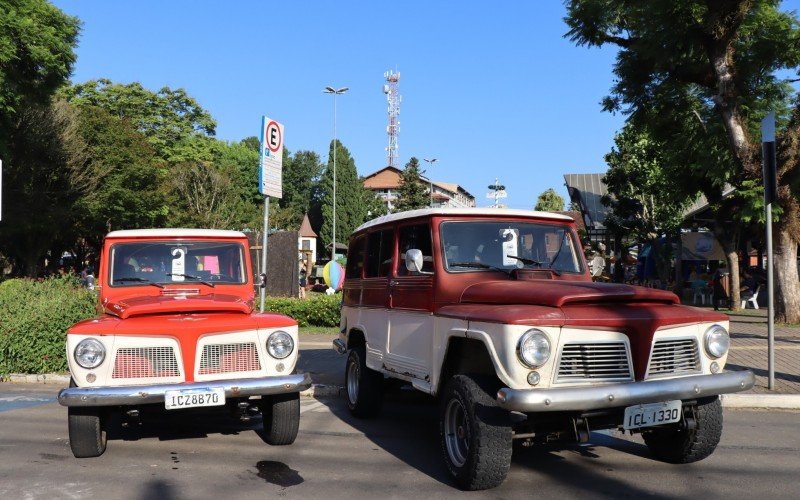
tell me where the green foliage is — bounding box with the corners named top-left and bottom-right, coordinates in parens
top-left (314, 140), bottom-right (373, 253)
top-left (534, 188), bottom-right (565, 212)
top-left (263, 294), bottom-right (340, 327)
top-left (276, 149), bottom-right (323, 229)
top-left (59, 78), bottom-right (217, 163)
top-left (0, 0), bottom-right (80, 157)
top-left (0, 277), bottom-right (96, 374)
top-left (395, 157), bottom-right (429, 211)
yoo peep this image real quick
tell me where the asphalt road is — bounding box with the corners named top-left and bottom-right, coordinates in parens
top-left (1, 383), bottom-right (799, 499)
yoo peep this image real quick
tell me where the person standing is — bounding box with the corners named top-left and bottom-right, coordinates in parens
top-left (298, 265), bottom-right (307, 299)
top-left (711, 263), bottom-right (728, 311)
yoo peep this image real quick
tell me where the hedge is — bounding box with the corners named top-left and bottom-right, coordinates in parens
top-left (0, 278), bottom-right (340, 374)
top-left (0, 276), bottom-right (96, 375)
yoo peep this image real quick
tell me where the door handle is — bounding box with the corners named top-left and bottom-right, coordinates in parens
top-left (389, 280), bottom-right (399, 287)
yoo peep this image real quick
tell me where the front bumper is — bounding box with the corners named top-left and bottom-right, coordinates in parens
top-left (496, 370), bottom-right (755, 412)
top-left (58, 373), bottom-right (312, 407)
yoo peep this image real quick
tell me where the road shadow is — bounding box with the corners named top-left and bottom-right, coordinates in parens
top-left (105, 404), bottom-right (261, 443)
top-left (320, 387), bottom-right (673, 494)
top-left (726, 364), bottom-right (800, 384)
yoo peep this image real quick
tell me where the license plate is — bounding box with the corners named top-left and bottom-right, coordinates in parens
top-left (164, 387), bottom-right (225, 410)
top-left (623, 400), bottom-right (682, 430)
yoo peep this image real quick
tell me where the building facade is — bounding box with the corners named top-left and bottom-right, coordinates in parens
top-left (362, 166), bottom-right (476, 211)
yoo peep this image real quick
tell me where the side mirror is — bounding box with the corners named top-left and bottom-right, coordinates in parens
top-left (404, 249), bottom-right (432, 275)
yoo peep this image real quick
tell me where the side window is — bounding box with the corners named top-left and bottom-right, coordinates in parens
top-left (397, 223), bottom-right (434, 276)
top-left (364, 229), bottom-right (394, 278)
top-left (345, 235), bottom-right (366, 279)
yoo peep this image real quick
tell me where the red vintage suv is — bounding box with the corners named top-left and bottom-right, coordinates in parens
top-left (58, 229), bottom-right (311, 457)
top-left (334, 208), bottom-right (755, 490)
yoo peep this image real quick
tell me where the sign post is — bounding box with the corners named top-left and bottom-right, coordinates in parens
top-left (258, 117), bottom-right (284, 312)
top-left (761, 112), bottom-right (776, 390)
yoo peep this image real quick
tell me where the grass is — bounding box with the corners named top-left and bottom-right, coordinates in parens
top-left (299, 326), bottom-right (340, 335)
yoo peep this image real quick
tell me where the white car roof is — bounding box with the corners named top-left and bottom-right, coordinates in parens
top-left (356, 208), bottom-right (574, 232)
top-left (105, 228), bottom-right (246, 239)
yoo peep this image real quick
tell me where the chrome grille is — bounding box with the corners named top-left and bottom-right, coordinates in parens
top-left (199, 342), bottom-right (261, 374)
top-left (647, 338), bottom-right (700, 378)
top-left (112, 347), bottom-right (180, 379)
top-left (556, 342), bottom-right (633, 383)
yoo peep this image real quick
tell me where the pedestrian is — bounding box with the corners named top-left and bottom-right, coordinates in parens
top-left (298, 265), bottom-right (307, 299)
top-left (711, 263), bottom-right (728, 310)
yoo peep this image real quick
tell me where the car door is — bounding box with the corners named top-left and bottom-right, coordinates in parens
top-left (359, 228), bottom-right (394, 366)
top-left (385, 222), bottom-right (435, 382)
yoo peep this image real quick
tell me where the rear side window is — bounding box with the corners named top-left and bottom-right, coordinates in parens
top-left (345, 235), bottom-right (366, 279)
top-left (397, 223), bottom-right (434, 275)
top-left (364, 229), bottom-right (394, 278)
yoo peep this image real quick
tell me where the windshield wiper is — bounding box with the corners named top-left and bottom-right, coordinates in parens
top-left (166, 273), bottom-right (215, 287)
top-left (114, 277), bottom-right (165, 288)
top-left (448, 261), bottom-right (511, 276)
top-left (506, 255), bottom-right (562, 276)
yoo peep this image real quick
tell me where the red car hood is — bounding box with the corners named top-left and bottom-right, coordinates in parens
top-left (460, 280), bottom-right (680, 308)
top-left (103, 293), bottom-right (253, 319)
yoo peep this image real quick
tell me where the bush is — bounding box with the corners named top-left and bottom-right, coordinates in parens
top-left (0, 276), bottom-right (96, 374)
top-left (264, 293), bottom-right (340, 328)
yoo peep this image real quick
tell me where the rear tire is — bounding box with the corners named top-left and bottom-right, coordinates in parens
top-left (68, 407), bottom-right (107, 458)
top-left (345, 345), bottom-right (384, 418)
top-left (643, 397), bottom-right (723, 463)
top-left (261, 392), bottom-right (300, 445)
top-left (439, 375), bottom-right (512, 490)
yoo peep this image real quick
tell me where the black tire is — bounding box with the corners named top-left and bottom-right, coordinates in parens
top-left (68, 407), bottom-right (107, 458)
top-left (345, 345), bottom-right (384, 418)
top-left (643, 397), bottom-right (723, 464)
top-left (439, 375), bottom-right (512, 491)
top-left (261, 392), bottom-right (300, 445)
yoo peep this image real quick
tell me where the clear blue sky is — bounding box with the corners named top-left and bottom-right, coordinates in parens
top-left (51, 1), bottom-right (800, 210)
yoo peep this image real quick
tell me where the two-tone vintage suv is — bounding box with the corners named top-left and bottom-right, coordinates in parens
top-left (334, 208), bottom-right (755, 490)
top-left (58, 229), bottom-right (311, 458)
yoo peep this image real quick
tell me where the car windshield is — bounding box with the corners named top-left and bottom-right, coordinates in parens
top-left (109, 241), bottom-right (247, 286)
top-left (440, 221), bottom-right (583, 274)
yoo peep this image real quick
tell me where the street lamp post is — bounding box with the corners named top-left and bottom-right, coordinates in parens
top-left (423, 157), bottom-right (437, 207)
top-left (323, 86), bottom-right (349, 262)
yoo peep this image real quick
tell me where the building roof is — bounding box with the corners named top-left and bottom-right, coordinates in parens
top-left (106, 229), bottom-right (246, 238)
top-left (298, 213), bottom-right (317, 238)
top-left (564, 173), bottom-right (609, 229)
top-left (363, 166), bottom-right (403, 189)
top-left (356, 207), bottom-right (574, 232)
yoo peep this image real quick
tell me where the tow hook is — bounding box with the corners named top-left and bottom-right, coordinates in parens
top-left (572, 417), bottom-right (591, 443)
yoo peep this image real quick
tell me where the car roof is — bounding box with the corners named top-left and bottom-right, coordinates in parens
top-left (355, 208), bottom-right (574, 233)
top-left (105, 229), bottom-right (246, 239)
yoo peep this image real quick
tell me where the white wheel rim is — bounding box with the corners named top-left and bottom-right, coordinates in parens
top-left (347, 355), bottom-right (360, 406)
top-left (444, 398), bottom-right (469, 468)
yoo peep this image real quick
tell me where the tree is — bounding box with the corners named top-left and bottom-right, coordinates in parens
top-left (534, 188), bottom-right (565, 212)
top-left (602, 124), bottom-right (688, 285)
top-left (71, 105), bottom-right (167, 253)
top-left (59, 79), bottom-right (217, 163)
top-left (278, 149), bottom-right (323, 228)
top-left (313, 140), bottom-right (371, 257)
top-left (394, 157), bottom-right (429, 211)
top-left (0, 0), bottom-right (79, 158)
top-left (566, 0), bottom-right (800, 321)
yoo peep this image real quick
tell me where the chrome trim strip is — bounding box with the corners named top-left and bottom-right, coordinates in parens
top-left (496, 370), bottom-right (755, 412)
top-left (332, 338), bottom-right (347, 355)
top-left (58, 373), bottom-right (312, 407)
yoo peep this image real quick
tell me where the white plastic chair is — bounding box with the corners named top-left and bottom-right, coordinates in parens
top-left (741, 285), bottom-right (760, 309)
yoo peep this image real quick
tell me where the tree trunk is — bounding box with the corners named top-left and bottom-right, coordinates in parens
top-left (726, 249), bottom-right (740, 311)
top-left (773, 229), bottom-right (800, 323)
top-left (713, 220), bottom-right (740, 310)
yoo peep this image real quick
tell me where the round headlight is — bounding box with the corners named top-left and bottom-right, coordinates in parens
top-left (267, 331), bottom-right (294, 359)
top-left (517, 329), bottom-right (551, 368)
top-left (74, 338), bottom-right (106, 369)
top-left (704, 325), bottom-right (730, 359)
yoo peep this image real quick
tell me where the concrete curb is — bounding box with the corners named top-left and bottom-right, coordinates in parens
top-left (2, 374), bottom-right (71, 385)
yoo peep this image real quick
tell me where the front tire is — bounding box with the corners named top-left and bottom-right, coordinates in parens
top-left (68, 407), bottom-right (107, 458)
top-left (439, 375), bottom-right (512, 491)
top-left (345, 345), bottom-right (384, 418)
top-left (643, 397), bottom-right (723, 463)
top-left (261, 392), bottom-right (300, 445)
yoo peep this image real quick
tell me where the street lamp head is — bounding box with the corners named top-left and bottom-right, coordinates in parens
top-left (424, 158), bottom-right (438, 164)
top-left (324, 86), bottom-right (349, 94)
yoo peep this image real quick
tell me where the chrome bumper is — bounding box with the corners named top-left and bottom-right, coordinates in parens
top-left (496, 370), bottom-right (755, 413)
top-left (332, 338), bottom-right (347, 354)
top-left (58, 373), bottom-right (312, 407)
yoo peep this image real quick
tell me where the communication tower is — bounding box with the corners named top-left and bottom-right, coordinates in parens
top-left (383, 70), bottom-right (401, 168)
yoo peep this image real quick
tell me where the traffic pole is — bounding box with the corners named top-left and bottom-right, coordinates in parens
top-left (761, 112), bottom-right (776, 390)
